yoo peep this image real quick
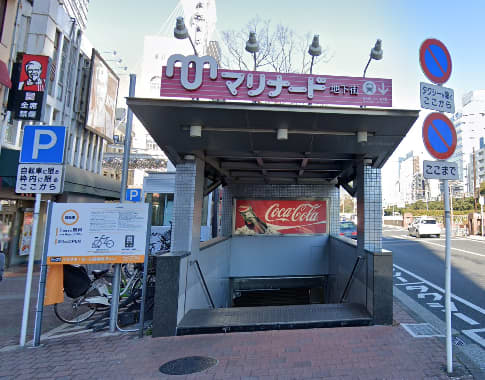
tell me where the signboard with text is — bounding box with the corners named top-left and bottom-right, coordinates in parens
top-left (160, 55), bottom-right (392, 107)
top-left (420, 82), bottom-right (454, 113)
top-left (234, 199), bottom-right (328, 235)
top-left (46, 203), bottom-right (150, 264)
top-left (11, 54), bottom-right (49, 121)
top-left (16, 164), bottom-right (63, 193)
top-left (423, 160), bottom-right (459, 180)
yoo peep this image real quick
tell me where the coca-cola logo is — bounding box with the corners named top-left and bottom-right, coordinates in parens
top-left (265, 203), bottom-right (321, 223)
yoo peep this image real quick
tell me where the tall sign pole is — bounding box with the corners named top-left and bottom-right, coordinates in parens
top-left (109, 73), bottom-right (136, 332)
top-left (16, 125), bottom-right (67, 346)
top-left (419, 38), bottom-right (454, 374)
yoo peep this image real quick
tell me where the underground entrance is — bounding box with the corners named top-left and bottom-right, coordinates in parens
top-left (127, 58), bottom-right (419, 337)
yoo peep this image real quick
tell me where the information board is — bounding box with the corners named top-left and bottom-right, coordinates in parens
top-left (46, 203), bottom-right (150, 264)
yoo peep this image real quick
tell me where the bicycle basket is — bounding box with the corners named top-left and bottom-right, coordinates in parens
top-left (63, 265), bottom-right (91, 298)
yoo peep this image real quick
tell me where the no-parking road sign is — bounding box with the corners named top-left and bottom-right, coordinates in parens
top-left (419, 39), bottom-right (452, 84)
top-left (422, 112), bottom-right (456, 160)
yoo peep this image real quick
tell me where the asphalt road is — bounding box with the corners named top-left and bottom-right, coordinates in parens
top-left (383, 225), bottom-right (485, 348)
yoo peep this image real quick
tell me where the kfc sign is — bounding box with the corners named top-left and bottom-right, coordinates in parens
top-left (234, 200), bottom-right (328, 235)
top-left (161, 54), bottom-right (392, 107)
top-left (10, 54), bottom-right (49, 121)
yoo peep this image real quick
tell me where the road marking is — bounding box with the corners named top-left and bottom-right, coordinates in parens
top-left (406, 285), bottom-right (429, 292)
top-left (462, 328), bottom-right (485, 347)
top-left (395, 281), bottom-right (424, 287)
top-left (394, 264), bottom-right (485, 315)
top-left (418, 293), bottom-right (442, 302)
top-left (415, 239), bottom-right (485, 258)
top-left (454, 313), bottom-right (480, 326)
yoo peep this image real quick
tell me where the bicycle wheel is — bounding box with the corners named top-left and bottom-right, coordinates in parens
top-left (54, 297), bottom-right (96, 324)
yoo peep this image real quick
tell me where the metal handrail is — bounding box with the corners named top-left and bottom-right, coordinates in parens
top-left (193, 260), bottom-right (215, 309)
top-left (340, 255), bottom-right (364, 303)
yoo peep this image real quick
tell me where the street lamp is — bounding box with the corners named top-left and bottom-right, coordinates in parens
top-left (363, 39), bottom-right (383, 78)
top-left (245, 32), bottom-right (259, 71)
top-left (308, 35), bottom-right (322, 74)
top-left (106, 58), bottom-right (122, 64)
top-left (174, 16), bottom-right (198, 56)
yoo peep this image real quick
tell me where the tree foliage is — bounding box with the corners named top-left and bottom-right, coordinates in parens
top-left (384, 196), bottom-right (476, 216)
top-left (220, 17), bottom-right (332, 73)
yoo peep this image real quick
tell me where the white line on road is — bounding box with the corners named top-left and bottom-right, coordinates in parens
top-left (415, 239), bottom-right (485, 258)
top-left (394, 264), bottom-right (485, 315)
top-left (454, 313), bottom-right (480, 326)
top-left (389, 235), bottom-right (485, 258)
top-left (462, 328), bottom-right (485, 348)
top-left (395, 281), bottom-right (424, 287)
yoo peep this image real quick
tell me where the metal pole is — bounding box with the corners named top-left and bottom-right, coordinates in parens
top-left (310, 56), bottom-right (314, 75)
top-left (19, 193), bottom-right (41, 346)
top-left (138, 205), bottom-right (152, 338)
top-left (443, 179), bottom-right (452, 373)
top-left (109, 73), bottom-right (136, 333)
top-left (33, 201), bottom-right (53, 346)
top-left (253, 53), bottom-right (257, 71)
top-left (363, 56), bottom-right (372, 78)
top-left (481, 201), bottom-right (484, 237)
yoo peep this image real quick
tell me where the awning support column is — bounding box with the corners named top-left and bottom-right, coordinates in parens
top-left (356, 162), bottom-right (392, 324)
top-left (153, 157), bottom-right (205, 337)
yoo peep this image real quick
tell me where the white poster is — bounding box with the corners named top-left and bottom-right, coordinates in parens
top-left (47, 203), bottom-right (149, 264)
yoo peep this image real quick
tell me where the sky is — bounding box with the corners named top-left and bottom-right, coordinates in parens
top-left (85, 0), bottom-right (485, 197)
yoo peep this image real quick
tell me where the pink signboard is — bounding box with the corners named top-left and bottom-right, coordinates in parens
top-left (160, 55), bottom-right (392, 107)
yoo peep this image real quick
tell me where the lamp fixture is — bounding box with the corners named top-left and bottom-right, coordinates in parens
top-left (277, 128), bottom-right (288, 140)
top-left (190, 125), bottom-right (202, 137)
top-left (174, 16), bottom-right (198, 56)
top-left (245, 32), bottom-right (259, 71)
top-left (308, 35), bottom-right (322, 74)
top-left (357, 130), bottom-right (368, 144)
top-left (363, 39), bottom-right (383, 78)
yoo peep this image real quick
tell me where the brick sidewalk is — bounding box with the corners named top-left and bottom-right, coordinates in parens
top-left (0, 300), bottom-right (474, 380)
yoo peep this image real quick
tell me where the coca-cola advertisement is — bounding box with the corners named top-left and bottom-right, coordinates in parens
top-left (234, 200), bottom-right (328, 235)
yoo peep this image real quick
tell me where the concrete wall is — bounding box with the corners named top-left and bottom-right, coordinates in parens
top-left (179, 238), bottom-right (233, 323)
top-left (327, 235), bottom-right (393, 324)
top-left (230, 235), bottom-right (329, 277)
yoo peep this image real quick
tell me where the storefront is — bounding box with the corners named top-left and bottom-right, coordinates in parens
top-left (127, 55), bottom-right (419, 336)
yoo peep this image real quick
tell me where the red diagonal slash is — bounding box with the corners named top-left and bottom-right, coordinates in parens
top-left (426, 47), bottom-right (446, 76)
top-left (430, 122), bottom-right (450, 149)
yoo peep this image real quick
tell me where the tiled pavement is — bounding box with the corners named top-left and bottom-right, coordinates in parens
top-left (0, 300), bottom-right (476, 380)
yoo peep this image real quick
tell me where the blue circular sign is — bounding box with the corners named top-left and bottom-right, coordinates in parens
top-left (419, 39), bottom-right (452, 84)
top-left (422, 113), bottom-right (456, 160)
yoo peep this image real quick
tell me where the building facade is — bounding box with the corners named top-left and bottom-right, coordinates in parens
top-left (0, 0), bottom-right (120, 267)
top-left (450, 90), bottom-right (485, 196)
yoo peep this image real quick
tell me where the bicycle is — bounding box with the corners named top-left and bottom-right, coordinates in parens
top-left (91, 235), bottom-right (115, 249)
top-left (54, 264), bottom-right (144, 324)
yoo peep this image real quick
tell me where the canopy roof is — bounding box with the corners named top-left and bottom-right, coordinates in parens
top-left (127, 98), bottom-right (419, 188)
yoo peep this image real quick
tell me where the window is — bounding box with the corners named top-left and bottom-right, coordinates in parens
top-left (57, 37), bottom-right (69, 100)
top-left (145, 193), bottom-right (174, 226)
top-left (48, 30), bottom-right (61, 96)
top-left (0, 0), bottom-right (7, 42)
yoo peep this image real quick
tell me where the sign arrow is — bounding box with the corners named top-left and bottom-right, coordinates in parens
top-left (418, 293), bottom-right (443, 301)
top-left (378, 83), bottom-right (389, 95)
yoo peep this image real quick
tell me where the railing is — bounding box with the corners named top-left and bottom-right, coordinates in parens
top-left (193, 260), bottom-right (215, 309)
top-left (340, 255), bottom-right (364, 303)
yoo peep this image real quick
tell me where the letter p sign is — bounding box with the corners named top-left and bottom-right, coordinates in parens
top-left (20, 126), bottom-right (67, 164)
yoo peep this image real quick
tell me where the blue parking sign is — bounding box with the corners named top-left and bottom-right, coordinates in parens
top-left (125, 189), bottom-right (142, 202)
top-left (20, 125), bottom-right (67, 164)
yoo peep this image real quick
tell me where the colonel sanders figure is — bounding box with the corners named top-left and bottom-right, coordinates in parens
top-left (18, 60), bottom-right (46, 91)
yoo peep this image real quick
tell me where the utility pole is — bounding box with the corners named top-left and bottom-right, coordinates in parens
top-left (473, 147), bottom-right (477, 212)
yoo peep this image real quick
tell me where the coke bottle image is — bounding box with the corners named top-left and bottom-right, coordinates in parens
top-left (238, 205), bottom-right (267, 234)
